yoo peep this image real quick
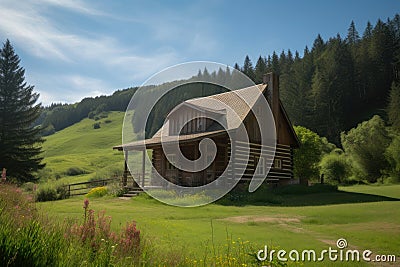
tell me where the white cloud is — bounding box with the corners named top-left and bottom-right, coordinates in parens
top-left (36, 0), bottom-right (105, 16)
top-left (0, 0), bottom-right (180, 66)
top-left (0, 0), bottom-right (221, 105)
top-left (28, 72), bottom-right (112, 105)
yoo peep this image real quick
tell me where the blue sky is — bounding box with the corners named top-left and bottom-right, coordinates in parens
top-left (0, 0), bottom-right (399, 105)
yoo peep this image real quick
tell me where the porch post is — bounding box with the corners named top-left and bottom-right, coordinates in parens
top-left (123, 150), bottom-right (128, 187)
top-left (141, 149), bottom-right (146, 187)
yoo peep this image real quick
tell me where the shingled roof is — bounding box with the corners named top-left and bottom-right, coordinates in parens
top-left (113, 83), bottom-right (299, 151)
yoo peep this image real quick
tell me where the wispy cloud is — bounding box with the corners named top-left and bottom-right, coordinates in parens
top-left (0, 0), bottom-right (221, 105)
top-left (37, 0), bottom-right (105, 16)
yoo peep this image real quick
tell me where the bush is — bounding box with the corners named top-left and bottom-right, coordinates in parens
top-left (35, 184), bottom-right (68, 202)
top-left (65, 167), bottom-right (86, 176)
top-left (56, 184), bottom-right (69, 200)
top-left (86, 186), bottom-right (108, 198)
top-left (107, 181), bottom-right (127, 197)
top-left (385, 134), bottom-right (400, 183)
top-left (341, 115), bottom-right (391, 182)
top-left (93, 122), bottom-right (101, 129)
top-left (293, 126), bottom-right (335, 184)
top-left (319, 152), bottom-right (351, 184)
top-left (36, 187), bottom-right (57, 202)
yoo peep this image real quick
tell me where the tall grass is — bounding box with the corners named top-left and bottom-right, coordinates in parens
top-left (1, 182), bottom-right (285, 266)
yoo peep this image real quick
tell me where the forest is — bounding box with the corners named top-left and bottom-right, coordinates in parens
top-left (34, 15), bottom-right (400, 184)
top-left (39, 15), bottom-right (399, 143)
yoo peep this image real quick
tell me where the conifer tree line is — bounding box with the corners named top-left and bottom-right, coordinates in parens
top-left (236, 14), bottom-right (400, 144)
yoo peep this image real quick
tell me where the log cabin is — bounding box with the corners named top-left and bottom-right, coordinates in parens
top-left (113, 73), bottom-right (300, 188)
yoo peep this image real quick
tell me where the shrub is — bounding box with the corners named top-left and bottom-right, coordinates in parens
top-left (107, 180), bottom-right (127, 197)
top-left (56, 184), bottom-right (69, 200)
top-left (341, 115), bottom-right (391, 182)
top-left (319, 152), bottom-right (351, 184)
top-left (35, 184), bottom-right (68, 202)
top-left (86, 186), bottom-right (108, 198)
top-left (93, 122), bottom-right (101, 129)
top-left (385, 134), bottom-right (400, 183)
top-left (293, 126), bottom-right (335, 184)
top-left (65, 167), bottom-right (86, 176)
top-left (36, 186), bottom-right (57, 202)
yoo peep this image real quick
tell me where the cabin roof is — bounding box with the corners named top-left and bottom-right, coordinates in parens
top-left (151, 84), bottom-right (266, 139)
top-left (114, 83), bottom-right (299, 151)
top-left (113, 130), bottom-right (227, 150)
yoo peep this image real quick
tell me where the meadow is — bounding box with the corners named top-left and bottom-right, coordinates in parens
top-left (28, 111), bottom-right (400, 266)
top-left (37, 184), bottom-right (400, 266)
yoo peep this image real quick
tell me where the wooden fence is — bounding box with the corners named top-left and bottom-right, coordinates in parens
top-left (65, 178), bottom-right (118, 197)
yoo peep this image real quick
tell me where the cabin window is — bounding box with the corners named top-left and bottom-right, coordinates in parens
top-left (166, 154), bottom-right (177, 170)
top-left (255, 156), bottom-right (265, 176)
top-left (274, 158), bottom-right (282, 169)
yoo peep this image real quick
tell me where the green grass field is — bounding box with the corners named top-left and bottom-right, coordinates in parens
top-left (39, 184), bottom-right (400, 266)
top-left (40, 111), bottom-right (128, 185)
top-left (37, 112), bottom-right (400, 265)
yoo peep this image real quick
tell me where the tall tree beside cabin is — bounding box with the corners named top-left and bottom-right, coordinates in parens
top-left (0, 39), bottom-right (45, 182)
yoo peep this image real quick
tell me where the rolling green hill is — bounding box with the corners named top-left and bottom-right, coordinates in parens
top-left (40, 111), bottom-right (130, 184)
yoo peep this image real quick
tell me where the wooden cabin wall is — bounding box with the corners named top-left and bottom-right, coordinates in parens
top-left (227, 141), bottom-right (293, 183)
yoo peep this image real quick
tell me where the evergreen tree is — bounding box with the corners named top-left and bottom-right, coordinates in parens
top-left (287, 49), bottom-right (294, 64)
top-left (254, 56), bottom-right (267, 83)
top-left (270, 51), bottom-right (280, 74)
top-left (346, 20), bottom-right (360, 45)
top-left (242, 55), bottom-right (255, 81)
top-left (363, 21), bottom-right (373, 39)
top-left (311, 34), bottom-right (325, 55)
top-left (294, 50), bottom-right (300, 61)
top-left (387, 82), bottom-right (400, 131)
top-left (311, 37), bottom-right (352, 144)
top-left (0, 40), bottom-right (44, 182)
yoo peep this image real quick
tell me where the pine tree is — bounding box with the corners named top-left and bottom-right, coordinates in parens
top-left (346, 20), bottom-right (360, 45)
top-left (242, 55), bottom-right (255, 81)
top-left (363, 21), bottom-right (373, 39)
top-left (254, 56), bottom-right (267, 83)
top-left (0, 39), bottom-right (44, 182)
top-left (294, 51), bottom-right (300, 61)
top-left (270, 51), bottom-right (280, 74)
top-left (387, 82), bottom-right (400, 131)
top-left (311, 37), bottom-right (352, 144)
top-left (312, 34), bottom-right (325, 55)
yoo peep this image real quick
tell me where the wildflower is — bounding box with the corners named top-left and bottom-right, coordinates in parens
top-left (83, 199), bottom-right (89, 209)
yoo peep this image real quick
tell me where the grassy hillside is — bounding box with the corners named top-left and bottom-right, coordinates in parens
top-left (40, 111), bottom-right (130, 184)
